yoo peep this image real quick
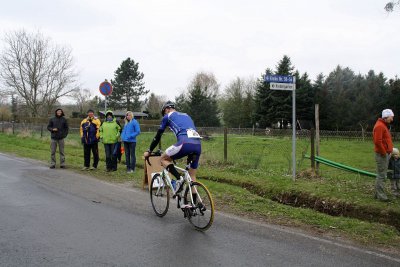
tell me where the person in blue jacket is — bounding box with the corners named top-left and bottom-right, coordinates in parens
top-left (121, 111), bottom-right (141, 173)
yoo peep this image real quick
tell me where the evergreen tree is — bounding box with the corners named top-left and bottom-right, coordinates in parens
top-left (366, 71), bottom-right (389, 119)
top-left (351, 71), bottom-right (388, 131)
top-left (254, 69), bottom-right (272, 128)
top-left (316, 67), bottom-right (389, 130)
top-left (145, 93), bottom-right (165, 119)
top-left (109, 58), bottom-right (148, 111)
top-left (187, 85), bottom-right (220, 126)
top-left (254, 55), bottom-right (295, 128)
top-left (388, 77), bottom-right (400, 129)
top-left (323, 66), bottom-right (355, 130)
top-left (175, 92), bottom-right (190, 113)
top-left (176, 72), bottom-right (220, 127)
top-left (268, 56), bottom-right (294, 128)
top-left (313, 73), bottom-right (332, 130)
top-left (296, 72), bottom-right (315, 123)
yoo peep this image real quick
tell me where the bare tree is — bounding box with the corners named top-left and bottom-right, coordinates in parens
top-left (0, 92), bottom-right (8, 105)
top-left (70, 88), bottom-right (92, 115)
top-left (0, 29), bottom-right (78, 117)
top-left (188, 72), bottom-right (220, 97)
top-left (385, 1), bottom-right (400, 12)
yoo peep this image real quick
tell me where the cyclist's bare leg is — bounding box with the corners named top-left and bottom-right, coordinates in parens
top-left (160, 153), bottom-right (173, 167)
top-left (188, 168), bottom-right (200, 195)
top-left (188, 168), bottom-right (197, 182)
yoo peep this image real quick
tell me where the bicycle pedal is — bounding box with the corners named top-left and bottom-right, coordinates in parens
top-left (182, 207), bottom-right (193, 218)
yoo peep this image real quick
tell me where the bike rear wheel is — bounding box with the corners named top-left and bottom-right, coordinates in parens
top-left (184, 181), bottom-right (215, 231)
top-left (150, 174), bottom-right (170, 217)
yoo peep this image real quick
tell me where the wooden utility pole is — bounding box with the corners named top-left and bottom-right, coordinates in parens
top-left (315, 104), bottom-right (320, 174)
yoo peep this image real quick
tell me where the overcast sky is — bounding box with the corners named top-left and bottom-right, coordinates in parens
top-left (0, 0), bottom-right (399, 102)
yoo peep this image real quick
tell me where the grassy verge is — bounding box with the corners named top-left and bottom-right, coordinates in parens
top-left (1, 131), bottom-right (400, 252)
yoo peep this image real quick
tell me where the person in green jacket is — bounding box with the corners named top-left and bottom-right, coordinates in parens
top-left (99, 110), bottom-right (121, 172)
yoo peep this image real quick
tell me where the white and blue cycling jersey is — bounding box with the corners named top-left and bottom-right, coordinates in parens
top-left (160, 111), bottom-right (201, 145)
top-left (159, 111), bottom-right (202, 169)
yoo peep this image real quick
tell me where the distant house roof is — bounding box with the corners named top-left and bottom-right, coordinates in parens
top-left (99, 110), bottom-right (149, 118)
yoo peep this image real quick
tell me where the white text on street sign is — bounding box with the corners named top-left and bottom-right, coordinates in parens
top-left (270, 82), bottom-right (295, 91)
top-left (264, 74), bottom-right (294, 83)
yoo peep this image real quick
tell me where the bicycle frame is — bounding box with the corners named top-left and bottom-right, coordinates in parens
top-left (149, 155), bottom-right (215, 230)
top-left (158, 165), bottom-right (202, 206)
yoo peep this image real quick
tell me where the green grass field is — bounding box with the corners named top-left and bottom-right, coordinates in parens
top-left (1, 130), bottom-right (400, 252)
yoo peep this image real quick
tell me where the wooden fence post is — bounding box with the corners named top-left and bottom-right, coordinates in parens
top-left (310, 128), bottom-right (315, 171)
top-left (224, 127), bottom-right (228, 162)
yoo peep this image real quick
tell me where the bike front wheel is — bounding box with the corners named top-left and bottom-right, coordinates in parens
top-left (150, 174), bottom-right (170, 217)
top-left (184, 181), bottom-right (215, 231)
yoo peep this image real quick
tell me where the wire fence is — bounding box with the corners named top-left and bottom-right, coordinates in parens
top-left (138, 125), bottom-right (379, 140)
top-left (1, 122), bottom-right (389, 140)
top-left (1, 122), bottom-right (381, 175)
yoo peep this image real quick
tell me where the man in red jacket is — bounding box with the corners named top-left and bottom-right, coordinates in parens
top-left (373, 109), bottom-right (394, 201)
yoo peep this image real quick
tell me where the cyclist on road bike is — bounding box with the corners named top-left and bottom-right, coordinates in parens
top-left (143, 101), bottom-right (202, 194)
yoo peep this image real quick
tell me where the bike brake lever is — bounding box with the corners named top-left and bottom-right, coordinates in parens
top-left (145, 156), bottom-right (152, 166)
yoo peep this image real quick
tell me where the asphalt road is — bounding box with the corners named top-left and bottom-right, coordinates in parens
top-left (0, 153), bottom-right (399, 267)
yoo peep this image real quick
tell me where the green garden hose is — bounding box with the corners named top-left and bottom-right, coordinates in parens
top-left (305, 155), bottom-right (376, 177)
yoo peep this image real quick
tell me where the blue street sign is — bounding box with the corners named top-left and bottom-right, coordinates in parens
top-left (264, 74), bottom-right (294, 84)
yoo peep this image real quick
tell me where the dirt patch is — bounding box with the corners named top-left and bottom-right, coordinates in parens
top-left (201, 175), bottom-right (400, 230)
top-left (273, 191), bottom-right (400, 230)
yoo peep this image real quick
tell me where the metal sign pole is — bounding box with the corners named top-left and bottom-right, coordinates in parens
top-left (265, 74), bottom-right (296, 181)
top-left (105, 95), bottom-right (107, 112)
top-left (292, 77), bottom-right (296, 181)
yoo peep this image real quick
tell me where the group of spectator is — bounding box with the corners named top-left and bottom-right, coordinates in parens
top-left (47, 106), bottom-right (400, 201)
top-left (47, 108), bottom-right (140, 173)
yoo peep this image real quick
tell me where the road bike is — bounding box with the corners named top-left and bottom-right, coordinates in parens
top-left (146, 152), bottom-right (214, 231)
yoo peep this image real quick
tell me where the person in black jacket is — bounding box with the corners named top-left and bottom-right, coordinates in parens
top-left (47, 108), bottom-right (69, 169)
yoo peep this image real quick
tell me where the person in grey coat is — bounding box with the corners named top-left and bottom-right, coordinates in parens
top-left (47, 108), bottom-right (69, 168)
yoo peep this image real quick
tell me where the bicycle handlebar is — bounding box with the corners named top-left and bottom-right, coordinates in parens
top-left (145, 150), bottom-right (163, 166)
